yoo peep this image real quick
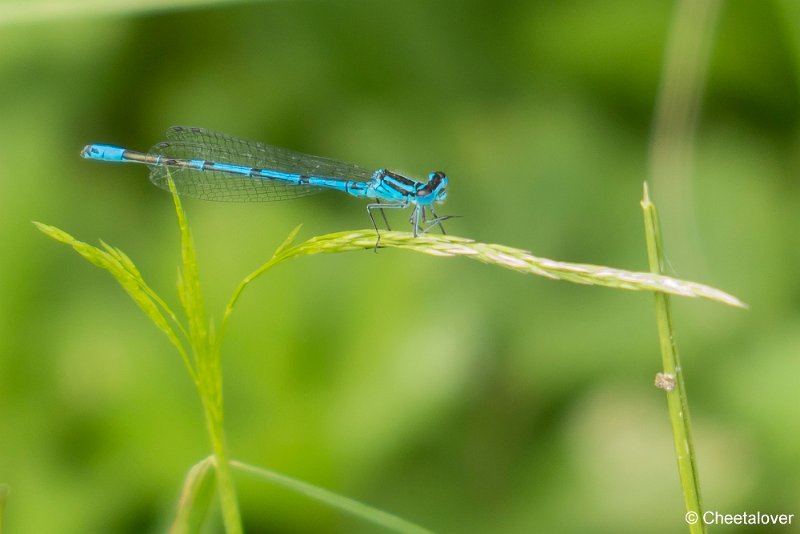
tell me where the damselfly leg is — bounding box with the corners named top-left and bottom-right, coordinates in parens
top-left (367, 200), bottom-right (408, 251)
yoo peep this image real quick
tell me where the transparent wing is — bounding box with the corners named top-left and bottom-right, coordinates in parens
top-left (148, 126), bottom-right (375, 202)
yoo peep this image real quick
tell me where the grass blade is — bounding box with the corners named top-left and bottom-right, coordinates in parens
top-left (169, 179), bottom-right (208, 361)
top-left (271, 229), bottom-right (744, 307)
top-left (33, 221), bottom-right (195, 380)
top-left (0, 0), bottom-right (268, 26)
top-left (231, 461), bottom-right (434, 534)
top-left (170, 457), bottom-right (217, 534)
top-left (100, 240), bottom-right (190, 341)
top-left (217, 226), bottom-right (300, 347)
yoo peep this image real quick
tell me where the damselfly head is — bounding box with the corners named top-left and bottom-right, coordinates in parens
top-left (427, 171), bottom-right (448, 202)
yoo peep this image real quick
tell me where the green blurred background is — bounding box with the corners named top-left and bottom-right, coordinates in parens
top-left (1, 0), bottom-right (798, 532)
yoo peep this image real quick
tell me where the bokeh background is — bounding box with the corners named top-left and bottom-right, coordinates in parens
top-left (1, 0), bottom-right (799, 532)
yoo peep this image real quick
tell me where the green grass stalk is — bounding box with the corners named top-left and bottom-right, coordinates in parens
top-left (231, 461), bottom-right (434, 534)
top-left (169, 180), bottom-right (242, 533)
top-left (642, 183), bottom-right (705, 534)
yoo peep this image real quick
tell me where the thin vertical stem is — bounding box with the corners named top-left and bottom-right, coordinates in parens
top-left (202, 396), bottom-right (242, 534)
top-left (169, 177), bottom-right (242, 534)
top-left (642, 184), bottom-right (705, 534)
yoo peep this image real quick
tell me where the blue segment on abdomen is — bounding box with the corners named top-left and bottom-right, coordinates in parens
top-left (81, 144), bottom-right (127, 162)
top-left (253, 168), bottom-right (304, 184)
top-left (307, 176), bottom-right (350, 193)
top-left (202, 160), bottom-right (253, 176)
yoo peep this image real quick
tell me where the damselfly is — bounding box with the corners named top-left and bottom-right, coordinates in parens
top-left (81, 126), bottom-right (453, 242)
